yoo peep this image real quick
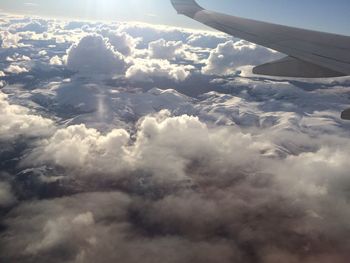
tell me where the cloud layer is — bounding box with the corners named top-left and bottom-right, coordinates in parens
top-left (0, 14), bottom-right (350, 263)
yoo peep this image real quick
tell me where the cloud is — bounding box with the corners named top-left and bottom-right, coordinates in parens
top-left (0, 192), bottom-right (131, 262)
top-left (148, 39), bottom-right (184, 60)
top-left (117, 22), bottom-right (191, 45)
top-left (126, 58), bottom-right (193, 82)
top-left (4, 64), bottom-right (28, 74)
top-left (64, 32), bottom-right (196, 81)
top-left (186, 32), bottom-right (231, 48)
top-left (0, 30), bottom-right (21, 48)
top-left (0, 182), bottom-right (16, 207)
top-left (0, 91), bottom-right (54, 140)
top-left (38, 50), bottom-right (47, 56)
top-left (49, 55), bottom-right (64, 65)
top-left (146, 38), bottom-right (198, 62)
top-left (202, 40), bottom-right (282, 75)
top-left (6, 54), bottom-right (31, 62)
top-left (24, 111), bottom-right (256, 180)
top-left (20, 109), bottom-right (295, 184)
top-left (25, 211), bottom-right (95, 254)
top-left (66, 34), bottom-right (128, 75)
top-left (12, 109), bottom-right (350, 262)
top-left (15, 19), bottom-right (48, 34)
top-left (26, 124), bottom-right (130, 173)
top-left (64, 20), bottom-right (96, 30)
top-left (101, 30), bottom-right (139, 56)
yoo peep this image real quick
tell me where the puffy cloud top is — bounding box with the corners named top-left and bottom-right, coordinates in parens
top-left (202, 40), bottom-right (282, 75)
top-left (28, 124), bottom-right (130, 170)
top-left (66, 34), bottom-right (128, 75)
top-left (26, 110), bottom-right (260, 181)
top-left (4, 65), bottom-right (28, 74)
top-left (148, 39), bottom-right (183, 60)
top-left (102, 31), bottom-right (139, 56)
top-left (186, 33), bottom-right (231, 48)
top-left (126, 58), bottom-right (193, 82)
top-left (0, 91), bottom-right (54, 140)
top-left (0, 31), bottom-right (21, 48)
top-left (16, 20), bottom-right (48, 34)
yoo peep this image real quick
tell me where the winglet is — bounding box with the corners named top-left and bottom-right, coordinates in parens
top-left (341, 108), bottom-right (350, 120)
top-left (171, 0), bottom-right (204, 18)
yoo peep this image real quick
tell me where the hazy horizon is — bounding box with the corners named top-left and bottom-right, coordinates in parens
top-left (1, 0), bottom-right (350, 35)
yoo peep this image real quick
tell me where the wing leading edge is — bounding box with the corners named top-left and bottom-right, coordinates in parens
top-left (171, 0), bottom-right (350, 79)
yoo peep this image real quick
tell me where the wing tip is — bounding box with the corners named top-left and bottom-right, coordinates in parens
top-left (171, 0), bottom-right (204, 17)
top-left (341, 108), bottom-right (350, 120)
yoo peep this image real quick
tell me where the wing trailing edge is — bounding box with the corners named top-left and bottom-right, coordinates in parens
top-left (253, 56), bottom-right (345, 78)
top-left (341, 109), bottom-right (350, 120)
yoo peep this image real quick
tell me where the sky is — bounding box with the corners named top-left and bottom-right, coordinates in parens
top-left (0, 0), bottom-right (349, 35)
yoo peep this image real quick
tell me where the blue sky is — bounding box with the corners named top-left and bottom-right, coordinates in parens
top-left (1, 0), bottom-right (349, 35)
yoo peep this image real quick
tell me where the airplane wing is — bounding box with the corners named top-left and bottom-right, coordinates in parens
top-left (171, 0), bottom-right (350, 120)
top-left (171, 0), bottom-right (350, 79)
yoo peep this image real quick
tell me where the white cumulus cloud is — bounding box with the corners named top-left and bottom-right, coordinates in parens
top-left (0, 91), bottom-right (54, 140)
top-left (66, 34), bottom-right (128, 75)
top-left (148, 39), bottom-right (184, 60)
top-left (0, 31), bottom-right (21, 48)
top-left (102, 30), bottom-right (139, 56)
top-left (15, 20), bottom-right (48, 34)
top-left (4, 65), bottom-right (28, 74)
top-left (126, 58), bottom-right (193, 82)
top-left (49, 55), bottom-right (64, 66)
top-left (26, 111), bottom-right (262, 182)
top-left (202, 40), bottom-right (282, 75)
